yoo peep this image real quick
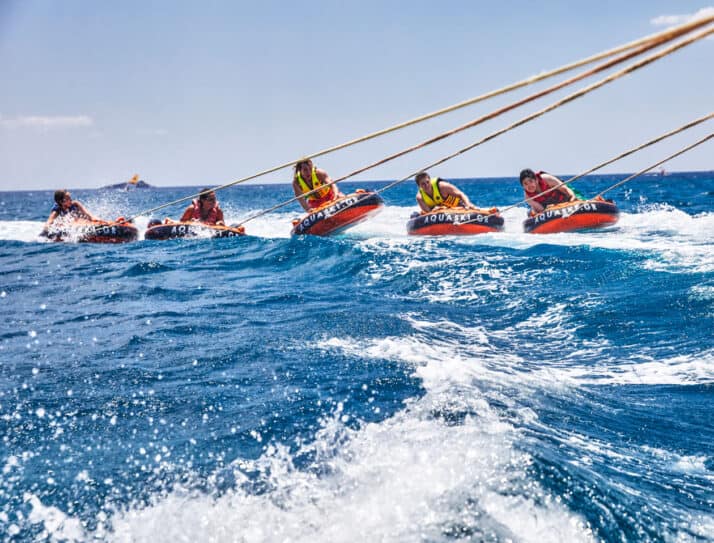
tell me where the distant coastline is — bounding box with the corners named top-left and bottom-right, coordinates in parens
top-left (101, 180), bottom-right (153, 190)
top-left (1, 170), bottom-right (712, 193)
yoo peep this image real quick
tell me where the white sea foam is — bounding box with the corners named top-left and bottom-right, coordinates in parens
top-left (557, 350), bottom-right (714, 386)
top-left (320, 306), bottom-right (714, 390)
top-left (640, 446), bottom-right (713, 480)
top-left (226, 208), bottom-right (295, 239)
top-left (354, 205), bottom-right (714, 274)
top-left (671, 455), bottom-right (710, 476)
top-left (348, 204), bottom-right (413, 238)
top-left (0, 220), bottom-right (48, 243)
top-left (98, 315), bottom-right (602, 542)
top-left (18, 313), bottom-right (711, 541)
top-left (24, 493), bottom-right (87, 542)
top-left (105, 377), bottom-right (594, 543)
top-left (2, 206), bottom-right (712, 275)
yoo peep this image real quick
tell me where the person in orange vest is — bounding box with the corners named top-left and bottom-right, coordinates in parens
top-left (519, 169), bottom-right (577, 214)
top-left (179, 189), bottom-right (225, 225)
top-left (414, 171), bottom-right (480, 213)
top-left (292, 159), bottom-right (344, 212)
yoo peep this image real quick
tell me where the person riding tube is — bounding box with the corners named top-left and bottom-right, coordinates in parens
top-left (179, 189), bottom-right (225, 225)
top-left (519, 169), bottom-right (578, 215)
top-left (415, 171), bottom-right (483, 213)
top-left (45, 189), bottom-right (98, 230)
top-left (292, 159), bottom-right (344, 212)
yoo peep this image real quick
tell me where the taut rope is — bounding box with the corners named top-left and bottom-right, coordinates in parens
top-left (370, 26), bottom-right (714, 202)
top-left (594, 134), bottom-right (713, 199)
top-left (127, 15), bottom-right (713, 222)
top-left (493, 112), bottom-right (714, 216)
top-left (236, 24), bottom-right (714, 227)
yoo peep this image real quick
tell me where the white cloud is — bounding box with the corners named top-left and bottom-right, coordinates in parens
top-left (650, 6), bottom-right (714, 26)
top-left (0, 114), bottom-right (94, 129)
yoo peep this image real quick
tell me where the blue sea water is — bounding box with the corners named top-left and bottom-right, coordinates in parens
top-left (0, 172), bottom-right (713, 542)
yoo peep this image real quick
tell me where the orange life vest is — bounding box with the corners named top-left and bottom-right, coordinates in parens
top-left (189, 200), bottom-right (221, 224)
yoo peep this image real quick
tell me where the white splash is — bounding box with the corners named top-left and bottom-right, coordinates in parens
top-left (107, 390), bottom-right (594, 543)
top-left (24, 493), bottom-right (87, 542)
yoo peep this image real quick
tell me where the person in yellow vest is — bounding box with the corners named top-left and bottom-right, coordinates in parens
top-left (414, 171), bottom-right (480, 213)
top-left (292, 159), bottom-right (344, 212)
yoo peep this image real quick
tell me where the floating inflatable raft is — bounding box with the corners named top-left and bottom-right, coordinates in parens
top-left (407, 207), bottom-right (504, 235)
top-left (291, 190), bottom-right (384, 236)
top-left (144, 220), bottom-right (246, 240)
top-left (523, 199), bottom-right (619, 234)
top-left (40, 219), bottom-right (139, 243)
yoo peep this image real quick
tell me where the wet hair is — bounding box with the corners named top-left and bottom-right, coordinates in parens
top-left (415, 172), bottom-right (430, 184)
top-left (294, 159), bottom-right (313, 178)
top-left (54, 189), bottom-right (69, 205)
top-left (198, 188), bottom-right (215, 202)
top-left (519, 169), bottom-right (536, 185)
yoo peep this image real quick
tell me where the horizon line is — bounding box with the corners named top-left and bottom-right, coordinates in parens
top-left (1, 168), bottom-right (712, 194)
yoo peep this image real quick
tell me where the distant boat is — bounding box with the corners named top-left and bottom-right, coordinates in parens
top-left (101, 174), bottom-right (153, 190)
top-left (658, 168), bottom-right (667, 177)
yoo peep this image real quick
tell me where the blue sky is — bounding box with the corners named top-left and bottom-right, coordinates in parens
top-left (0, 1), bottom-right (712, 190)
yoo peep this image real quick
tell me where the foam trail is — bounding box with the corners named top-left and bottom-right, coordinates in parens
top-left (107, 397), bottom-right (594, 543)
top-left (0, 220), bottom-right (47, 242)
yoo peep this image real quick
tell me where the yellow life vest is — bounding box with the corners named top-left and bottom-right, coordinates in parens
top-left (296, 167), bottom-right (331, 200)
top-left (419, 177), bottom-right (461, 209)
